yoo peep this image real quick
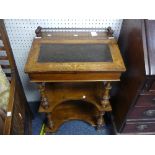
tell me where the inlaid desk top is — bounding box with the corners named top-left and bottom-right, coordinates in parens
top-left (25, 30), bottom-right (126, 82)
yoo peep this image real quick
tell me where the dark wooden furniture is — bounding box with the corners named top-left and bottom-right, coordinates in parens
top-left (111, 19), bottom-right (155, 134)
top-left (25, 27), bottom-right (125, 133)
top-left (0, 19), bottom-right (32, 135)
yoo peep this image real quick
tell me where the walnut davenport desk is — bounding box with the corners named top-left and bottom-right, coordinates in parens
top-left (25, 27), bottom-right (125, 133)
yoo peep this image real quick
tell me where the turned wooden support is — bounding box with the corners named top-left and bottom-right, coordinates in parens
top-left (97, 111), bottom-right (105, 130)
top-left (107, 27), bottom-right (114, 37)
top-left (101, 82), bottom-right (112, 109)
top-left (35, 26), bottom-right (42, 37)
top-left (38, 82), bottom-right (49, 109)
top-left (47, 113), bottom-right (54, 129)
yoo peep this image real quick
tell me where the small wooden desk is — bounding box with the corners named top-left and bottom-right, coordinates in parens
top-left (25, 27), bottom-right (125, 133)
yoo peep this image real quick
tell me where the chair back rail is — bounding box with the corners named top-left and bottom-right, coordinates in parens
top-left (0, 19), bottom-right (32, 135)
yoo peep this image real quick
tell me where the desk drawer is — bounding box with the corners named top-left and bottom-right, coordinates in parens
top-left (150, 81), bottom-right (155, 91)
top-left (143, 79), bottom-right (155, 92)
top-left (127, 107), bottom-right (155, 120)
top-left (135, 95), bottom-right (155, 107)
top-left (123, 122), bottom-right (155, 134)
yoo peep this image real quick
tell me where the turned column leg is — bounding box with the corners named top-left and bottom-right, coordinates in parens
top-left (47, 113), bottom-right (54, 129)
top-left (101, 82), bottom-right (112, 111)
top-left (38, 82), bottom-right (49, 109)
top-left (96, 82), bottom-right (112, 130)
top-left (97, 111), bottom-right (105, 130)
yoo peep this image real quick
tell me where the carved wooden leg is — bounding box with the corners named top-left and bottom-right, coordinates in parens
top-left (97, 111), bottom-right (105, 130)
top-left (47, 113), bottom-right (54, 129)
top-left (96, 82), bottom-right (112, 130)
top-left (38, 82), bottom-right (49, 109)
top-left (101, 82), bottom-right (112, 111)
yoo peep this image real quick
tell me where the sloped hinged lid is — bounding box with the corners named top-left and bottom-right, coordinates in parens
top-left (25, 27), bottom-right (126, 73)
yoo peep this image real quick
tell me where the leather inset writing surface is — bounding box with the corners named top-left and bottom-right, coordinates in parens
top-left (38, 44), bottom-right (113, 63)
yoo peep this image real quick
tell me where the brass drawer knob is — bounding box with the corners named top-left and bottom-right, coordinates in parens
top-left (152, 98), bottom-right (155, 104)
top-left (143, 110), bottom-right (155, 117)
top-left (136, 124), bottom-right (148, 131)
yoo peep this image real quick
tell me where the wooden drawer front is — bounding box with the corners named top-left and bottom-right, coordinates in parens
top-left (135, 95), bottom-right (155, 107)
top-left (142, 79), bottom-right (155, 92)
top-left (127, 107), bottom-right (155, 120)
top-left (123, 122), bottom-right (155, 133)
top-left (150, 81), bottom-right (155, 91)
